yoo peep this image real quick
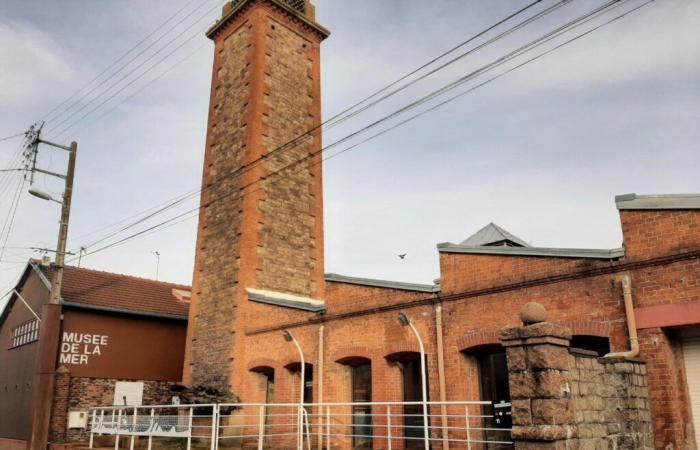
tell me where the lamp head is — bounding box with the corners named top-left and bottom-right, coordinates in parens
top-left (397, 312), bottom-right (410, 327)
top-left (282, 329), bottom-right (293, 342)
top-left (28, 187), bottom-right (54, 202)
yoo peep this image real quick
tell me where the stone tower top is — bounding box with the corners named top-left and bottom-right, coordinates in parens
top-left (207, 0), bottom-right (329, 41)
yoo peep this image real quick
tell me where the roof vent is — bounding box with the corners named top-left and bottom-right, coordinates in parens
top-left (41, 255), bottom-right (51, 267)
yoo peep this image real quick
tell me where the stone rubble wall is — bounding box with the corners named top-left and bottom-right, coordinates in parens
top-left (569, 349), bottom-right (653, 449)
top-left (500, 310), bottom-right (654, 450)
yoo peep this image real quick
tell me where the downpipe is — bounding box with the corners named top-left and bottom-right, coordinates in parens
top-left (605, 273), bottom-right (639, 358)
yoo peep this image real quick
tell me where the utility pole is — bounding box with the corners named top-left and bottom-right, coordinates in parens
top-left (24, 124), bottom-right (78, 450)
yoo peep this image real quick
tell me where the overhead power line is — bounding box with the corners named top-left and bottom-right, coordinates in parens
top-left (43, 0), bottom-right (218, 124)
top-left (69, 0), bottom-right (655, 263)
top-left (45, 0), bottom-right (226, 139)
top-left (69, 0), bottom-right (564, 249)
top-left (0, 132), bottom-right (25, 143)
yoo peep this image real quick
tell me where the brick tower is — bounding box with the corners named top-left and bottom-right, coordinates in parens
top-left (183, 0), bottom-right (329, 391)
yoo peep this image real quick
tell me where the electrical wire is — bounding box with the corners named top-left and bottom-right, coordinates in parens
top-left (68, 0), bottom-right (655, 263)
top-left (69, 0), bottom-right (570, 249)
top-left (0, 132), bottom-right (25, 143)
top-left (43, 0), bottom-right (218, 124)
top-left (72, 0), bottom-right (626, 255)
top-left (0, 176), bottom-right (27, 264)
top-left (45, 0), bottom-right (226, 138)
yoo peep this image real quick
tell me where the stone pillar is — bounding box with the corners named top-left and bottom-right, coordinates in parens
top-left (499, 303), bottom-right (575, 449)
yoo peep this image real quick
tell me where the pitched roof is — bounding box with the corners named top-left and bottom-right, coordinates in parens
top-left (39, 263), bottom-right (190, 320)
top-left (459, 222), bottom-right (529, 247)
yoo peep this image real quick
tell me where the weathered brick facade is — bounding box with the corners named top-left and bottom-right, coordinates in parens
top-left (182, 1), bottom-right (700, 448)
top-left (48, 371), bottom-right (175, 443)
top-left (183, 0), bottom-right (328, 392)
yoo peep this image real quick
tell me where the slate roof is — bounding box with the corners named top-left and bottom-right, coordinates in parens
top-left (459, 222), bottom-right (529, 247)
top-left (39, 263), bottom-right (190, 320)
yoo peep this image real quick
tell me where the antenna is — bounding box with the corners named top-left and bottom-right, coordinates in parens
top-left (152, 251), bottom-right (160, 280)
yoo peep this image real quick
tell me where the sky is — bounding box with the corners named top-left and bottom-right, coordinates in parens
top-left (0, 0), bottom-right (698, 311)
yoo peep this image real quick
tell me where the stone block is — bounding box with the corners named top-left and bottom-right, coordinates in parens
top-left (518, 322), bottom-right (572, 340)
top-left (515, 441), bottom-right (569, 450)
top-left (512, 399), bottom-right (533, 426)
top-left (507, 346), bottom-right (528, 371)
top-left (533, 370), bottom-right (570, 398)
top-left (532, 398), bottom-right (573, 425)
top-left (512, 425), bottom-right (575, 441)
top-left (510, 372), bottom-right (536, 399)
top-left (528, 345), bottom-right (570, 370)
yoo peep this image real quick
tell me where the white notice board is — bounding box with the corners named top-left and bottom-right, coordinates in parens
top-left (113, 381), bottom-right (144, 406)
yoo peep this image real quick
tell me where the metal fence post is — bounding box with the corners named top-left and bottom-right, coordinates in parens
top-left (89, 410), bottom-right (96, 448)
top-left (215, 404), bottom-right (221, 450)
top-left (130, 407), bottom-right (136, 450)
top-left (115, 409), bottom-right (121, 450)
top-left (187, 407), bottom-right (193, 450)
top-left (210, 404), bottom-right (218, 450)
top-left (304, 409), bottom-right (312, 450)
top-left (464, 405), bottom-right (471, 450)
top-left (387, 406), bottom-right (392, 450)
top-left (258, 405), bottom-right (265, 450)
top-left (325, 406), bottom-right (330, 450)
top-left (148, 408), bottom-right (154, 450)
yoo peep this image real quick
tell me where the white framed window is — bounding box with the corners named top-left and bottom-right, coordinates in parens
top-left (10, 319), bottom-right (40, 348)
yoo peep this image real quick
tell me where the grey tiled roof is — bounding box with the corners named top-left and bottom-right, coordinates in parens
top-left (459, 222), bottom-right (529, 247)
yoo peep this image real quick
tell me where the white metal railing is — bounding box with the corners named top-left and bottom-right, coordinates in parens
top-left (89, 401), bottom-right (512, 450)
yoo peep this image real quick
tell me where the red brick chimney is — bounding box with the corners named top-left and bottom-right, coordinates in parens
top-left (183, 0), bottom-right (329, 389)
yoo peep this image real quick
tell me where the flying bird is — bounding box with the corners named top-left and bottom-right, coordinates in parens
top-left (398, 254), bottom-right (406, 259)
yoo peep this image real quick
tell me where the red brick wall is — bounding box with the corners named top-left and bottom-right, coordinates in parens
top-left (234, 208), bottom-right (699, 449)
top-left (51, 376), bottom-right (175, 442)
top-left (184, 0), bottom-right (328, 394)
top-left (620, 210), bottom-right (700, 260)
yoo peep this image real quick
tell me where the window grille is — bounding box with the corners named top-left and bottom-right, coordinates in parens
top-left (11, 319), bottom-right (40, 348)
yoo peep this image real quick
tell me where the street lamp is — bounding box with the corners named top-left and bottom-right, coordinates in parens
top-left (283, 329), bottom-right (305, 450)
top-left (28, 187), bottom-right (60, 203)
top-left (397, 312), bottom-right (429, 450)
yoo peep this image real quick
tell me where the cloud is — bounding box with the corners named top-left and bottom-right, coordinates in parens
top-left (0, 21), bottom-right (78, 107)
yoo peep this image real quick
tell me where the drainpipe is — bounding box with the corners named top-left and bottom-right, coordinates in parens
top-left (605, 274), bottom-right (639, 358)
top-left (317, 325), bottom-right (324, 450)
top-left (434, 303), bottom-right (449, 450)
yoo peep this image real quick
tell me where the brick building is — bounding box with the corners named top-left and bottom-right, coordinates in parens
top-left (0, 261), bottom-right (190, 449)
top-left (183, 1), bottom-right (700, 449)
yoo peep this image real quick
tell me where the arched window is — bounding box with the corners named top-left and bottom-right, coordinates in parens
top-left (337, 357), bottom-right (372, 449)
top-left (462, 344), bottom-right (511, 444)
top-left (386, 352), bottom-right (429, 450)
top-left (285, 362), bottom-right (314, 405)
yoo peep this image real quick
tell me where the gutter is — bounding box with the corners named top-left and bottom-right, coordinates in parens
top-left (605, 274), bottom-right (639, 358)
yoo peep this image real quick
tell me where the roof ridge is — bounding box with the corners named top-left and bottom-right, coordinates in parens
top-left (56, 262), bottom-right (190, 290)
